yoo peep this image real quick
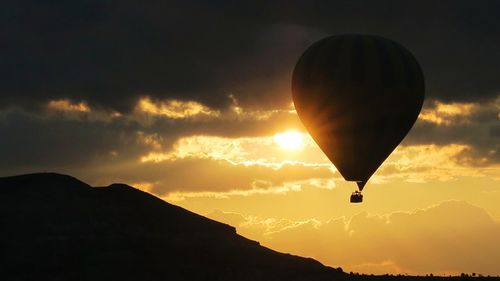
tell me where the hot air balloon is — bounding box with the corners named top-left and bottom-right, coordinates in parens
top-left (292, 34), bottom-right (425, 203)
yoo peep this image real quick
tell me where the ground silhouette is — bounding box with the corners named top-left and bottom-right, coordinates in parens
top-left (0, 173), bottom-right (343, 281)
top-left (1, 173), bottom-right (498, 281)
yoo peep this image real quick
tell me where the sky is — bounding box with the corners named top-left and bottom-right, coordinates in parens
top-left (2, 0), bottom-right (500, 276)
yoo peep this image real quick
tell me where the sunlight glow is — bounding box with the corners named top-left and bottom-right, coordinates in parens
top-left (274, 131), bottom-right (305, 150)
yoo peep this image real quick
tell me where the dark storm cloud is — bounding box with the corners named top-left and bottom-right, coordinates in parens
top-left (1, 0), bottom-right (308, 111)
top-left (2, 0), bottom-right (500, 113)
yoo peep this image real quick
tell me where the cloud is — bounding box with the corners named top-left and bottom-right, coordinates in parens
top-left (138, 133), bottom-right (327, 166)
top-left (47, 99), bottom-right (91, 113)
top-left (374, 144), bottom-right (500, 183)
top-left (490, 125), bottom-right (500, 137)
top-left (140, 157), bottom-right (335, 195)
top-left (417, 99), bottom-right (499, 127)
top-left (1, 102), bottom-right (497, 195)
top-left (2, 1), bottom-right (500, 113)
top-left (0, 109), bottom-right (143, 173)
top-left (0, 100), bottom-right (302, 173)
top-left (135, 97), bottom-right (220, 119)
top-left (2, 0), bottom-right (500, 177)
top-left (418, 101), bottom-right (478, 126)
top-left (207, 201), bottom-right (500, 275)
top-left (408, 97), bottom-right (500, 165)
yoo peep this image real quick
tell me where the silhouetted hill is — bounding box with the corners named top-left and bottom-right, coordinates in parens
top-left (0, 173), bottom-right (344, 281)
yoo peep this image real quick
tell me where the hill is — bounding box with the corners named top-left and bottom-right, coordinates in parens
top-left (0, 173), bottom-right (343, 281)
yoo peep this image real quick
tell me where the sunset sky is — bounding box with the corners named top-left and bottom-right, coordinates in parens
top-left (2, 0), bottom-right (500, 276)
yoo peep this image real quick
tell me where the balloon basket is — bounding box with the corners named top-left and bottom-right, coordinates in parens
top-left (350, 191), bottom-right (363, 203)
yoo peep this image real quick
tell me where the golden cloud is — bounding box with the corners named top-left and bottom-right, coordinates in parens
top-left (45, 99), bottom-right (126, 123)
top-left (418, 101), bottom-right (477, 125)
top-left (47, 99), bottom-right (91, 113)
top-left (140, 132), bottom-right (499, 194)
top-left (136, 131), bottom-right (163, 150)
top-left (207, 201), bottom-right (500, 276)
top-left (163, 176), bottom-right (338, 201)
top-left (165, 182), bottom-right (304, 201)
top-left (136, 97), bottom-right (221, 119)
top-left (133, 131), bottom-right (500, 200)
top-left (227, 94), bottom-right (296, 121)
top-left (130, 181), bottom-right (155, 192)
top-left (373, 144), bottom-right (500, 183)
top-left (139, 134), bottom-right (329, 168)
top-left (152, 157), bottom-right (334, 195)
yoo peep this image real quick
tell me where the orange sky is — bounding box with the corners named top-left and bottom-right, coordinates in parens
top-left (38, 96), bottom-right (500, 276)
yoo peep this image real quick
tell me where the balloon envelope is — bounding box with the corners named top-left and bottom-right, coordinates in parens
top-left (292, 34), bottom-right (425, 190)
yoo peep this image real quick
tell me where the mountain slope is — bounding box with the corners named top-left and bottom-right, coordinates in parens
top-left (0, 173), bottom-right (344, 281)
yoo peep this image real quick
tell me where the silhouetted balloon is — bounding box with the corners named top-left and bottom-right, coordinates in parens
top-left (292, 34), bottom-right (424, 191)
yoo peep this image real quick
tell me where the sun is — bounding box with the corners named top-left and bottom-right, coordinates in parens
top-left (274, 131), bottom-right (305, 150)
